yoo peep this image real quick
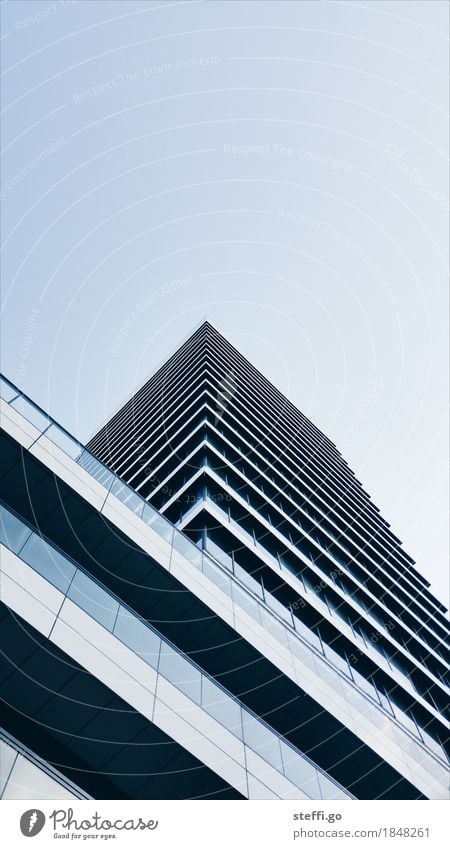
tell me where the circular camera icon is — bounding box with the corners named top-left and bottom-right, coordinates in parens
top-left (20, 810), bottom-right (46, 837)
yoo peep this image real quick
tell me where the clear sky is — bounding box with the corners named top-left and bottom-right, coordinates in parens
top-left (1, 0), bottom-right (448, 604)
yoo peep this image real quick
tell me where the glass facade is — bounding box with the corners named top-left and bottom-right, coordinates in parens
top-left (0, 501), bottom-right (351, 800)
top-left (86, 323), bottom-right (449, 798)
top-left (0, 321), bottom-right (448, 800)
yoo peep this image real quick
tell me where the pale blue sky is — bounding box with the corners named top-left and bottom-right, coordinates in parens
top-left (1, 0), bottom-right (448, 603)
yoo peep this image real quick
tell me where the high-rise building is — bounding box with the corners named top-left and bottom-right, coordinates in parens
top-left (0, 321), bottom-right (448, 800)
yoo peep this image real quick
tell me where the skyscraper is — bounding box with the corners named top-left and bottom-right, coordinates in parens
top-left (0, 322), bottom-right (448, 800)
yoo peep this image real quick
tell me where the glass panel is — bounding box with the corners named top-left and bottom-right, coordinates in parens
top-left (288, 633), bottom-right (320, 674)
top-left (10, 396), bottom-right (50, 432)
top-left (77, 451), bottom-right (114, 487)
top-left (142, 504), bottom-right (174, 543)
top-left (345, 684), bottom-right (375, 723)
top-left (114, 607), bottom-right (160, 667)
top-left (172, 532), bottom-right (202, 569)
top-left (317, 770), bottom-right (349, 800)
top-left (158, 645), bottom-right (201, 703)
top-left (319, 659), bottom-right (347, 699)
top-left (231, 583), bottom-right (261, 623)
top-left (280, 741), bottom-right (320, 797)
top-left (201, 677), bottom-right (243, 739)
top-left (45, 425), bottom-right (83, 460)
top-left (96, 465), bottom-right (115, 489)
top-left (323, 643), bottom-right (351, 678)
top-left (242, 711), bottom-right (283, 770)
top-left (67, 570), bottom-right (119, 631)
top-left (259, 608), bottom-right (289, 648)
top-left (349, 666), bottom-right (378, 702)
top-left (396, 707), bottom-right (421, 740)
top-left (392, 726), bottom-right (425, 767)
top-left (293, 615), bottom-right (322, 653)
top-left (202, 557), bottom-right (231, 597)
top-left (375, 685), bottom-right (394, 715)
top-left (233, 563), bottom-right (264, 598)
top-left (266, 592), bottom-right (292, 623)
top-left (20, 534), bottom-right (76, 593)
top-left (2, 755), bottom-right (73, 800)
top-left (0, 505), bottom-right (32, 554)
top-left (420, 728), bottom-right (447, 762)
top-left (76, 450), bottom-right (98, 473)
top-left (205, 536), bottom-right (233, 571)
top-left (417, 751), bottom-right (449, 784)
top-left (0, 740), bottom-right (17, 796)
top-left (0, 377), bottom-right (19, 402)
top-left (110, 479), bottom-right (144, 516)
